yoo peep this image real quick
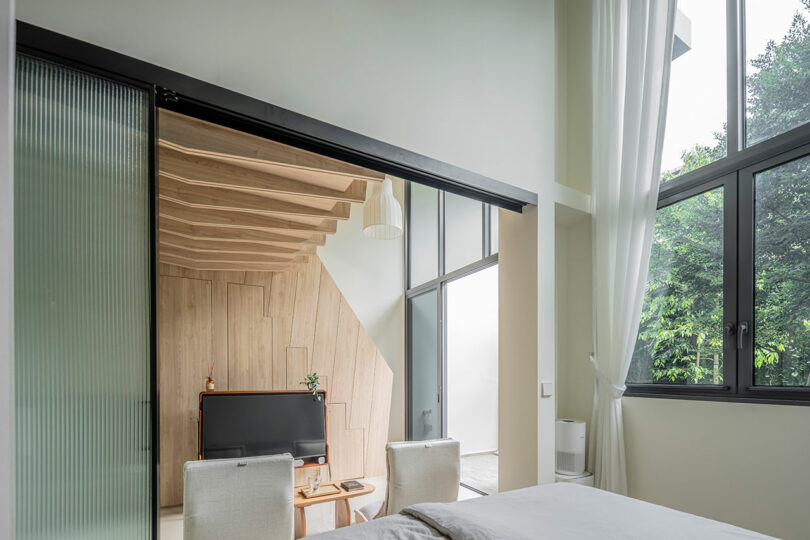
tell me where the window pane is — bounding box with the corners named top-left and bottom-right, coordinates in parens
top-left (660, 1), bottom-right (727, 184)
top-left (745, 0), bottom-right (810, 146)
top-left (753, 154), bottom-right (810, 386)
top-left (408, 290), bottom-right (440, 440)
top-left (447, 265), bottom-right (498, 494)
top-left (15, 55), bottom-right (152, 539)
top-left (490, 205), bottom-right (499, 255)
top-left (409, 182), bottom-right (438, 287)
top-left (445, 192), bottom-right (483, 273)
top-left (629, 188), bottom-right (725, 384)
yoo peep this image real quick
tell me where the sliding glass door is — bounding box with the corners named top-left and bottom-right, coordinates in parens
top-left (15, 54), bottom-right (153, 539)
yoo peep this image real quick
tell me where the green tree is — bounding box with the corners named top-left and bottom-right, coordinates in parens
top-left (630, 2), bottom-right (810, 387)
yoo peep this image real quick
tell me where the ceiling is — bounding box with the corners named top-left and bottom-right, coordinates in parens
top-left (157, 109), bottom-right (384, 272)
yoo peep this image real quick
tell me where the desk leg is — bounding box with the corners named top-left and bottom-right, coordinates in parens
top-left (295, 507), bottom-right (306, 539)
top-left (335, 499), bottom-right (351, 528)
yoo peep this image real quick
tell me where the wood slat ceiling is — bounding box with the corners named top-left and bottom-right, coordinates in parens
top-left (158, 109), bottom-right (384, 272)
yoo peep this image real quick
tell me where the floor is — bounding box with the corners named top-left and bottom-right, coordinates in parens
top-left (159, 476), bottom-right (482, 539)
top-left (460, 452), bottom-right (499, 495)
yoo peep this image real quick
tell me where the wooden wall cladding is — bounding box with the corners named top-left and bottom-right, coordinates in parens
top-left (158, 257), bottom-right (393, 507)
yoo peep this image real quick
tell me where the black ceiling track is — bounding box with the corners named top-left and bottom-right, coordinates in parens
top-left (16, 21), bottom-right (537, 212)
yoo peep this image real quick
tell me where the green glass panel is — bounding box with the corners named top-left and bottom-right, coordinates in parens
top-left (444, 192), bottom-right (483, 273)
top-left (14, 54), bottom-right (151, 540)
top-left (408, 290), bottom-right (439, 440)
top-left (409, 182), bottom-right (439, 287)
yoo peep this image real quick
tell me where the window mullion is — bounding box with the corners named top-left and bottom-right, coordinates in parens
top-left (727, 0), bottom-right (743, 156)
top-left (438, 191), bottom-right (445, 277)
top-left (483, 203), bottom-right (491, 258)
top-left (724, 172), bottom-right (740, 393)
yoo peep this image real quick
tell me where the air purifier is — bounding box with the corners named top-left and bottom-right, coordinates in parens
top-left (555, 419), bottom-right (586, 475)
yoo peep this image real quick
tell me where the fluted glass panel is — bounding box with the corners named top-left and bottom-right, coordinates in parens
top-left (15, 54), bottom-right (151, 540)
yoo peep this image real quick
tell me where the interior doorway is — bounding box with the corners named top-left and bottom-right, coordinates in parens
top-left (446, 264), bottom-right (499, 495)
top-left (405, 182), bottom-right (502, 495)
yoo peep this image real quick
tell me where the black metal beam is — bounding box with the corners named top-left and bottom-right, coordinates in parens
top-left (16, 21), bottom-right (537, 213)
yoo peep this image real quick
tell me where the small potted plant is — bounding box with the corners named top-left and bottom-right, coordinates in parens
top-left (301, 372), bottom-right (322, 400)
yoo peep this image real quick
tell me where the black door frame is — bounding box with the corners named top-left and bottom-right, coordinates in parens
top-left (16, 20), bottom-right (536, 539)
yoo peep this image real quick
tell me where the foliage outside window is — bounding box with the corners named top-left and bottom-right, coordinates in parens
top-left (628, 1), bottom-right (810, 396)
top-left (629, 189), bottom-right (725, 385)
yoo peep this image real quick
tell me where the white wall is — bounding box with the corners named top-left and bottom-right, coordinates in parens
top-left (0, 1), bottom-right (13, 538)
top-left (447, 265), bottom-right (498, 455)
top-left (17, 0), bottom-right (557, 489)
top-left (317, 178), bottom-right (405, 442)
top-left (555, 216), bottom-right (593, 432)
top-left (17, 0), bottom-right (554, 194)
top-left (624, 398), bottom-right (810, 540)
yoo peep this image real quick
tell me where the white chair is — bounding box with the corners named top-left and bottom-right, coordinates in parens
top-left (183, 454), bottom-right (294, 540)
top-left (355, 438), bottom-right (460, 523)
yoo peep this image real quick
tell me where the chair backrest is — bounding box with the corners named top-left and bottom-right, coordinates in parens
top-left (377, 438), bottom-right (460, 517)
top-left (183, 454), bottom-right (294, 540)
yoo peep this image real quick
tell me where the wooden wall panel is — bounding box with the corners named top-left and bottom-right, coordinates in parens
top-left (228, 283), bottom-right (273, 390)
top-left (269, 271), bottom-right (297, 317)
top-left (311, 269), bottom-right (342, 395)
top-left (158, 256), bottom-right (393, 505)
top-left (286, 347), bottom-right (308, 390)
top-left (366, 352), bottom-right (395, 477)
top-left (289, 258), bottom-right (321, 362)
top-left (330, 298), bottom-right (360, 405)
top-left (327, 404), bottom-right (365, 481)
top-left (159, 276), bottom-right (212, 507)
top-left (350, 327), bottom-right (378, 430)
top-left (210, 280), bottom-right (229, 388)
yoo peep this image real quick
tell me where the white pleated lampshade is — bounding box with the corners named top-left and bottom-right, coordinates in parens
top-left (363, 177), bottom-right (403, 239)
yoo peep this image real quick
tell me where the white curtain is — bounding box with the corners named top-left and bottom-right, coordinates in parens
top-left (589, 0), bottom-right (677, 494)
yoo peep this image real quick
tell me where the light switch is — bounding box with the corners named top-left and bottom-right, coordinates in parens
top-left (541, 381), bottom-right (554, 397)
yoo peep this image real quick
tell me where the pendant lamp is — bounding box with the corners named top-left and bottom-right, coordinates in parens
top-left (363, 177), bottom-right (403, 239)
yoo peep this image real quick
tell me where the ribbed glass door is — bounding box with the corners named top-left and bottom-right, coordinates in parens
top-left (15, 54), bottom-right (152, 539)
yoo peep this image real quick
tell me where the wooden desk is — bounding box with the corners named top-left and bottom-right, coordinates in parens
top-left (293, 482), bottom-right (375, 539)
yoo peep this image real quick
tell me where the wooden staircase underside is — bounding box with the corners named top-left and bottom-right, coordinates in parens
top-left (158, 109), bottom-right (384, 272)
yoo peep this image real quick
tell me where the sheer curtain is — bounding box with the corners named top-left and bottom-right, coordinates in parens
top-left (589, 0), bottom-right (677, 494)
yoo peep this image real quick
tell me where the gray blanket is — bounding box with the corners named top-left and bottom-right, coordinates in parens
top-left (311, 483), bottom-right (776, 540)
top-left (307, 514), bottom-right (444, 539)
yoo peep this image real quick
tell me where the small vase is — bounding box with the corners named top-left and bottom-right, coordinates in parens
top-left (204, 377), bottom-right (215, 392)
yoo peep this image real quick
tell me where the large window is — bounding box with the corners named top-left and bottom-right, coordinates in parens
top-left (660, 0), bottom-right (728, 183)
top-left (627, 0), bottom-right (810, 402)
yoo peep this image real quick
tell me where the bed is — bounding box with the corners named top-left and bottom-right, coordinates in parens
top-left (308, 483), bottom-right (774, 539)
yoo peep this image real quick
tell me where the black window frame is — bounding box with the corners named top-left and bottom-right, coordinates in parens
top-left (625, 0), bottom-right (810, 405)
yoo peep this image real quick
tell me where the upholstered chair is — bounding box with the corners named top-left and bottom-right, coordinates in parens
top-left (355, 438), bottom-right (460, 523)
top-left (183, 454), bottom-right (294, 540)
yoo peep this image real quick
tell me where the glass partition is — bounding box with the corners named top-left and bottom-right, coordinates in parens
top-left (408, 183), bottom-right (439, 287)
top-left (444, 193), bottom-right (483, 273)
top-left (15, 54), bottom-right (152, 539)
top-left (408, 290), bottom-right (440, 440)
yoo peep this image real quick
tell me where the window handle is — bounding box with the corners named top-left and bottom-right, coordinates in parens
top-left (737, 321), bottom-right (749, 350)
top-left (724, 322), bottom-right (735, 347)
